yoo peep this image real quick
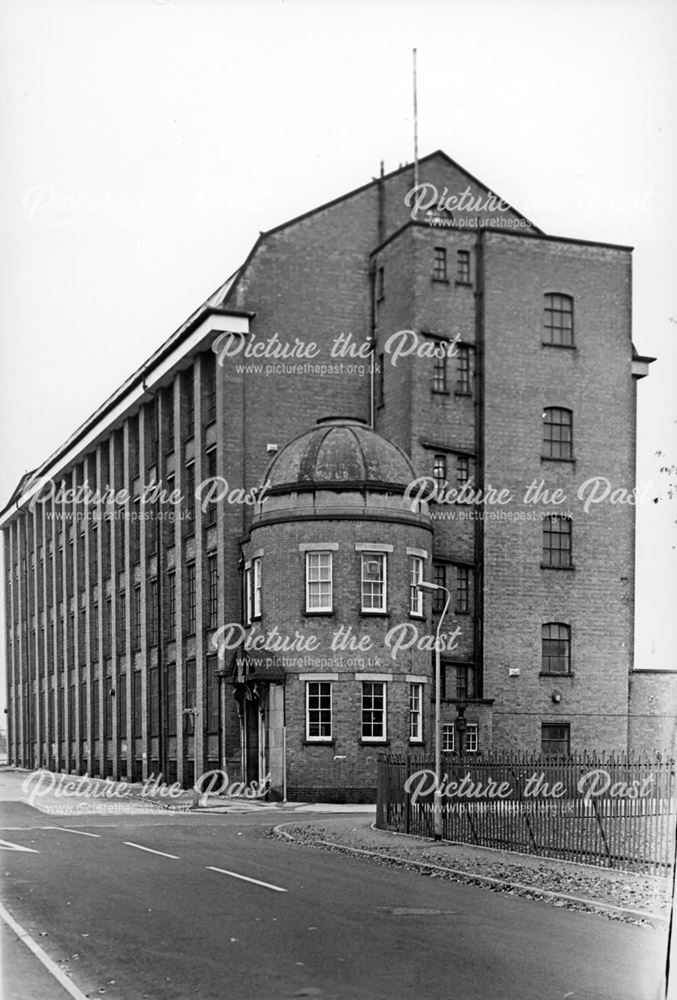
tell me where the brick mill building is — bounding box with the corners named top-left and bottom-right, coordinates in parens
top-left (1, 150), bottom-right (669, 800)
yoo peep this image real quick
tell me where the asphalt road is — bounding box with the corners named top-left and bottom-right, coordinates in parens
top-left (0, 800), bottom-right (668, 1000)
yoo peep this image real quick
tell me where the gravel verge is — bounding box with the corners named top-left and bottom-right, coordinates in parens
top-left (273, 817), bottom-right (674, 927)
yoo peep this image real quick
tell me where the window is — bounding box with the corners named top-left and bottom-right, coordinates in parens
top-left (186, 564), bottom-right (197, 633)
top-left (252, 556), bottom-right (262, 619)
top-left (361, 681), bottom-right (386, 740)
top-left (456, 566), bottom-right (470, 614)
top-left (464, 723), bottom-right (478, 753)
top-left (117, 676), bottom-right (126, 738)
top-left (433, 246), bottom-right (448, 281)
top-left (432, 454), bottom-right (447, 491)
top-left (204, 449), bottom-right (217, 526)
top-left (409, 557), bottom-right (424, 616)
top-left (105, 597), bottom-right (112, 652)
top-left (457, 346), bottom-right (471, 393)
top-left (132, 671), bottom-right (142, 739)
top-left (92, 678), bottom-right (100, 736)
top-left (377, 266), bottom-right (384, 302)
top-left (166, 666), bottom-right (176, 737)
top-left (149, 579), bottom-right (158, 646)
top-left (149, 668), bottom-right (159, 738)
top-left (543, 407), bottom-right (573, 460)
top-left (184, 658), bottom-right (196, 713)
top-left (375, 353), bottom-right (384, 408)
top-left (168, 573), bottom-right (176, 634)
top-left (433, 563), bottom-right (447, 613)
top-left (543, 516), bottom-right (572, 568)
top-left (206, 655), bottom-right (219, 734)
top-left (432, 354), bottom-right (448, 393)
top-left (457, 249), bottom-right (471, 284)
top-left (133, 585), bottom-right (142, 650)
top-left (92, 603), bottom-right (99, 659)
top-left (164, 387), bottom-right (175, 452)
top-left (442, 721), bottom-right (478, 752)
top-left (306, 681), bottom-right (332, 741)
top-left (183, 369), bottom-right (195, 436)
top-left (205, 353), bottom-right (217, 423)
top-left (454, 665), bottom-right (476, 701)
top-left (306, 552), bottom-right (333, 613)
top-left (361, 552), bottom-right (386, 613)
top-left (409, 683), bottom-right (423, 741)
top-left (456, 455), bottom-right (470, 488)
top-left (542, 623), bottom-right (571, 675)
top-left (541, 723), bottom-right (570, 756)
top-left (208, 554), bottom-right (218, 629)
top-left (184, 463), bottom-right (195, 521)
top-left (243, 565), bottom-right (253, 625)
top-left (104, 676), bottom-right (113, 739)
top-left (544, 294), bottom-right (574, 347)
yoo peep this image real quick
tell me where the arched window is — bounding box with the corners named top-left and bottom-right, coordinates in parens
top-left (542, 407), bottom-right (573, 460)
top-left (541, 623), bottom-right (571, 675)
top-left (544, 293), bottom-right (574, 347)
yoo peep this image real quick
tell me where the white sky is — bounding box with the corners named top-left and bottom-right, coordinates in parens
top-left (0, 0), bottom-right (675, 714)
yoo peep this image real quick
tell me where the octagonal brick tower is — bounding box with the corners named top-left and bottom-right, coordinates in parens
top-left (237, 417), bottom-right (435, 802)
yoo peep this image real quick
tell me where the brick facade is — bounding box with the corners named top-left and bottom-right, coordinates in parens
top-left (1, 150), bottom-right (667, 800)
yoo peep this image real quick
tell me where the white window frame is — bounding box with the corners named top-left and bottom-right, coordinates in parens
top-left (243, 565), bottom-right (252, 625)
top-left (409, 556), bottom-right (424, 617)
top-left (252, 556), bottom-right (262, 619)
top-left (442, 721), bottom-right (478, 753)
top-left (409, 683), bottom-right (423, 742)
top-left (305, 551), bottom-right (333, 613)
top-left (361, 681), bottom-right (387, 741)
top-left (305, 681), bottom-right (332, 741)
top-left (361, 552), bottom-right (387, 613)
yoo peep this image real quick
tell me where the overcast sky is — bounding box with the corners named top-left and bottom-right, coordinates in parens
top-left (1, 0), bottom-right (675, 696)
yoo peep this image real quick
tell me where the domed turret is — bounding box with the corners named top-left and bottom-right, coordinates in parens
top-left (265, 417), bottom-right (416, 493)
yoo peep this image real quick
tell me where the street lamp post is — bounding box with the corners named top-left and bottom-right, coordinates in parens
top-left (418, 580), bottom-right (451, 841)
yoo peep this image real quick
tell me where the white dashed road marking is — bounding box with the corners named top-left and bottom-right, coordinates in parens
top-left (206, 866), bottom-right (287, 893)
top-left (43, 827), bottom-right (101, 838)
top-left (0, 839), bottom-right (39, 853)
top-left (123, 842), bottom-right (179, 859)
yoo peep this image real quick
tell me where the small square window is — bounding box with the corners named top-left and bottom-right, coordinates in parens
top-left (541, 723), bottom-right (570, 756)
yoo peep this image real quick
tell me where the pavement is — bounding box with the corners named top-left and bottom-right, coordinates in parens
top-left (0, 767), bottom-right (673, 999)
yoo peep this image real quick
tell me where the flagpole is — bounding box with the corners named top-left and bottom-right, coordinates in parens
top-left (413, 48), bottom-right (419, 189)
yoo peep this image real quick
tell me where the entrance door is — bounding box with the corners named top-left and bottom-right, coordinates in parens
top-left (244, 698), bottom-right (259, 784)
